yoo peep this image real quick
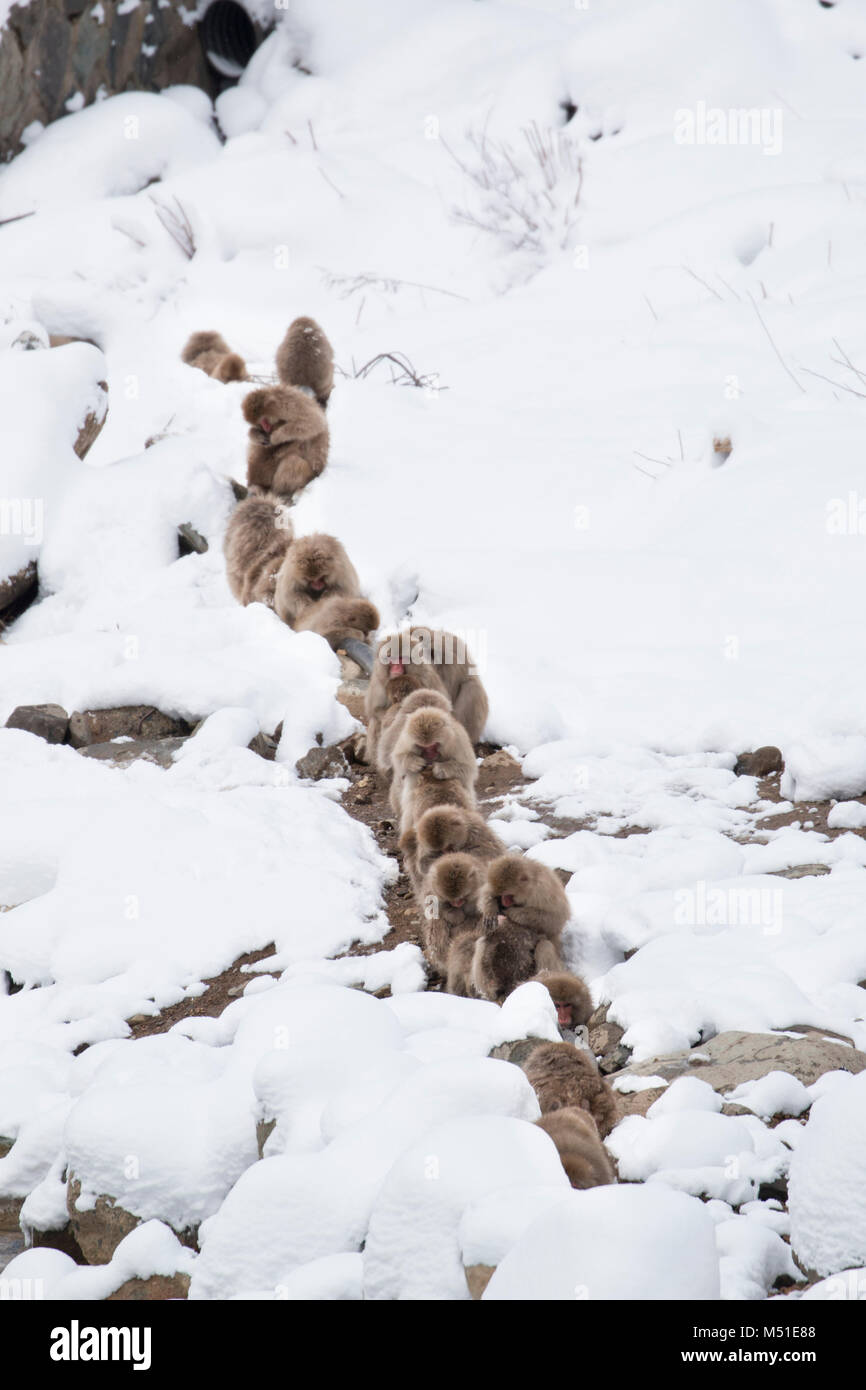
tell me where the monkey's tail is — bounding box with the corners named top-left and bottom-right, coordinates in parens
top-left (342, 637), bottom-right (375, 673)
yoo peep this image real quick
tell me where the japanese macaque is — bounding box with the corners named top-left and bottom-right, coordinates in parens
top-left (366, 627), bottom-right (489, 750)
top-left (275, 317), bottom-right (334, 410)
top-left (445, 930), bottom-right (482, 997)
top-left (364, 646), bottom-right (449, 767)
top-left (480, 855), bottom-right (571, 945)
top-left (181, 330), bottom-right (248, 383)
top-left (531, 970), bottom-right (593, 1038)
top-left (223, 495), bottom-right (294, 608)
top-left (274, 534), bottom-right (378, 648)
top-left (243, 385), bottom-right (329, 502)
top-left (376, 687), bottom-right (452, 782)
top-left (391, 704), bottom-right (478, 825)
top-left (522, 1042), bottom-right (620, 1138)
top-left (535, 1108), bottom-right (616, 1189)
top-left (401, 804), bottom-right (505, 894)
top-left (419, 853), bottom-right (486, 971)
top-left (471, 923), bottom-right (563, 1003)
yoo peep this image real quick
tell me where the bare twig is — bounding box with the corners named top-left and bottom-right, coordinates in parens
top-left (831, 338), bottom-right (866, 384)
top-left (150, 195), bottom-right (196, 259)
top-left (682, 265), bottom-right (724, 301)
top-left (643, 294), bottom-right (658, 322)
top-left (308, 120), bottom-right (318, 152)
top-left (337, 351), bottom-right (446, 391)
top-left (800, 366), bottom-right (866, 399)
top-left (317, 167), bottom-right (346, 200)
top-left (747, 291), bottom-right (804, 393)
top-left (318, 268), bottom-right (469, 302)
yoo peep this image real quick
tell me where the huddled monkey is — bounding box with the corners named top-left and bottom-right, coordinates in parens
top-left (391, 703), bottom-right (478, 825)
top-left (535, 1107), bottom-right (616, 1189)
top-left (366, 627), bottom-right (489, 757)
top-left (531, 970), bottom-right (593, 1044)
top-left (276, 316), bottom-right (334, 410)
top-left (274, 533), bottom-right (378, 647)
top-left (243, 385), bottom-right (329, 502)
top-left (420, 852), bottom-right (486, 972)
top-left (223, 495), bottom-right (294, 608)
top-left (378, 688), bottom-right (452, 783)
top-left (522, 1041), bottom-right (620, 1138)
top-left (400, 803), bottom-right (505, 894)
top-left (365, 641), bottom-right (450, 767)
top-left (181, 330), bottom-right (248, 383)
top-left (480, 855), bottom-right (571, 945)
top-left (470, 923), bottom-right (563, 1002)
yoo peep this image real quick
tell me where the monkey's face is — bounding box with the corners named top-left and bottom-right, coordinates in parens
top-left (244, 386), bottom-right (320, 446)
top-left (554, 1000), bottom-right (573, 1028)
top-left (487, 857), bottom-right (532, 913)
top-left (407, 710), bottom-right (448, 765)
top-left (430, 854), bottom-right (482, 909)
top-left (292, 539), bottom-right (337, 598)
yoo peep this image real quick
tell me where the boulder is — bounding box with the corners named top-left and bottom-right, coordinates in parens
top-left (67, 1179), bottom-right (139, 1265)
top-left (295, 744), bottom-right (350, 781)
top-left (0, 560), bottom-right (37, 620)
top-left (68, 706), bottom-right (190, 747)
top-left (107, 1272), bottom-right (190, 1300)
top-left (4, 703), bottom-right (69, 743)
top-left (77, 737), bottom-right (186, 768)
top-left (734, 745), bottom-right (784, 777)
top-left (73, 384), bottom-right (108, 459)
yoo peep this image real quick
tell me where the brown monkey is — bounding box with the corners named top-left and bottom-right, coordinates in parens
top-left (522, 1042), bottom-right (619, 1138)
top-left (223, 495), bottom-right (294, 608)
top-left (401, 804), bottom-right (505, 894)
top-left (364, 641), bottom-right (450, 766)
top-left (445, 929), bottom-right (482, 997)
top-left (274, 534), bottom-right (377, 649)
top-left (471, 923), bottom-right (563, 1003)
top-left (531, 971), bottom-right (593, 1036)
top-left (243, 385), bottom-right (329, 502)
top-left (391, 704), bottom-right (478, 824)
top-left (535, 1108), bottom-right (616, 1189)
top-left (419, 853), bottom-right (487, 971)
top-left (367, 628), bottom-right (489, 749)
top-left (275, 317), bottom-right (334, 410)
top-left (378, 687), bottom-right (452, 786)
top-left (181, 330), bottom-right (248, 383)
top-left (480, 855), bottom-right (571, 945)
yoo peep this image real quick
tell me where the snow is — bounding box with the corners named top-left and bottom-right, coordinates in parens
top-left (0, 0), bottom-right (865, 1300)
top-left (788, 1070), bottom-right (866, 1277)
top-left (1, 1219), bottom-right (195, 1300)
top-left (483, 1186), bottom-right (720, 1301)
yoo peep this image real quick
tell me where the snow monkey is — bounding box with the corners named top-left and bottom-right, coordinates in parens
top-left (364, 643), bottom-right (449, 767)
top-left (531, 971), bottom-right (593, 1038)
top-left (391, 704), bottom-right (479, 825)
top-left (470, 923), bottom-right (563, 1003)
top-left (181, 330), bottom-right (249, 383)
top-left (419, 852), bottom-right (487, 971)
top-left (275, 533), bottom-right (378, 648)
top-left (400, 803), bottom-right (505, 894)
top-left (535, 1108), bottom-right (616, 1189)
top-left (275, 317), bottom-right (334, 410)
top-left (377, 687), bottom-right (452, 783)
top-left (480, 855), bottom-right (571, 946)
top-left (223, 495), bottom-right (294, 608)
top-left (367, 627), bottom-right (489, 753)
top-left (243, 385), bottom-right (329, 502)
top-left (444, 929), bottom-right (483, 998)
top-left (521, 1042), bottom-right (620, 1138)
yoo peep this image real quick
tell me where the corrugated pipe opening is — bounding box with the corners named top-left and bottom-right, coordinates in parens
top-left (199, 1), bottom-right (259, 80)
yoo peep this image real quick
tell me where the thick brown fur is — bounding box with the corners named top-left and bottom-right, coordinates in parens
top-left (223, 496), bottom-right (294, 608)
top-left (480, 855), bottom-right (571, 944)
top-left (531, 971), bottom-right (593, 1030)
top-left (181, 330), bottom-right (249, 383)
top-left (365, 627), bottom-right (489, 751)
top-left (391, 705), bottom-right (478, 825)
top-left (378, 687), bottom-right (452, 784)
top-left (373, 670), bottom-right (445, 779)
top-left (274, 533), bottom-right (377, 648)
top-left (471, 923), bottom-right (563, 1003)
top-left (401, 804), bottom-right (505, 894)
top-left (535, 1108), bottom-right (616, 1188)
top-left (243, 385), bottom-right (329, 502)
top-left (522, 1042), bottom-right (620, 1138)
top-left (419, 852), bottom-right (487, 970)
top-left (275, 316), bottom-right (334, 409)
top-left (445, 930), bottom-right (482, 997)
top-left (365, 648), bottom-right (449, 768)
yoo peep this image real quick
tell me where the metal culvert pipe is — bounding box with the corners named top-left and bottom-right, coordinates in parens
top-left (199, 1), bottom-right (260, 80)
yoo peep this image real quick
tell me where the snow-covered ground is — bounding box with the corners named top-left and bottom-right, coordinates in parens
top-left (2, 0), bottom-right (866, 1300)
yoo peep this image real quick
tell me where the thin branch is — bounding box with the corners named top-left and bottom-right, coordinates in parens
top-left (682, 265), bottom-right (724, 301)
top-left (800, 366), bottom-right (866, 399)
top-left (317, 168), bottom-right (346, 200)
top-left (643, 294), bottom-right (658, 322)
top-left (747, 291), bottom-right (805, 393)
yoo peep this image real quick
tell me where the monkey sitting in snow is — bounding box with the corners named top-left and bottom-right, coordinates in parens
top-left (531, 970), bottom-right (593, 1047)
top-left (419, 852), bottom-right (487, 973)
top-left (480, 855), bottom-right (570, 947)
top-left (181, 330), bottom-right (248, 383)
top-left (274, 533), bottom-right (378, 649)
top-left (366, 627), bottom-right (489, 754)
top-left (390, 703), bottom-right (478, 826)
top-left (401, 803), bottom-right (505, 895)
top-left (365, 645), bottom-right (450, 768)
top-left (469, 922), bottom-right (563, 1002)
top-left (535, 1107), bottom-right (616, 1189)
top-left (223, 495), bottom-right (294, 608)
top-left (243, 384), bottom-right (329, 503)
top-left (276, 316), bottom-right (334, 410)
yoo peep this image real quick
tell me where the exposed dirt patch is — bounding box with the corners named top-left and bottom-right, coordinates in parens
top-left (126, 945), bottom-right (278, 1039)
top-left (746, 772), bottom-right (866, 841)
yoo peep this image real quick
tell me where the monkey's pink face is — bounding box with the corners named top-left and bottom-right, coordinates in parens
top-left (389, 661), bottom-right (405, 676)
top-left (418, 741), bottom-right (440, 764)
top-left (555, 1002), bottom-right (573, 1027)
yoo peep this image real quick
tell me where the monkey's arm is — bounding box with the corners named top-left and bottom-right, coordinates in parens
top-left (431, 757), bottom-right (468, 781)
top-left (270, 451), bottom-right (317, 500)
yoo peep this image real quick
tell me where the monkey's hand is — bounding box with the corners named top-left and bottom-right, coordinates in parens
top-left (404, 753), bottom-right (426, 774)
top-left (431, 759), bottom-right (460, 780)
top-left (481, 912), bottom-right (498, 935)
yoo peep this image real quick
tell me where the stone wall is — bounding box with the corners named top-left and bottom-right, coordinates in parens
top-left (0, 0), bottom-right (219, 161)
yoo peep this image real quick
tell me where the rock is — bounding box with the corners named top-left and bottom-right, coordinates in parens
top-left (68, 705), bottom-right (191, 747)
top-left (107, 1272), bottom-right (190, 1301)
top-left (256, 1118), bottom-right (276, 1160)
top-left (229, 477), bottom-right (249, 504)
top-left (0, 1137), bottom-right (22, 1233)
top-left (31, 1225), bottom-right (86, 1261)
top-left (0, 560), bottom-right (38, 621)
top-left (177, 523), bottom-right (208, 557)
top-left (734, 745), bottom-right (784, 777)
top-left (587, 1002), bottom-right (609, 1030)
top-left (769, 864), bottom-right (831, 880)
top-left (248, 732), bottom-right (278, 761)
top-left (73, 384), bottom-right (108, 460)
top-left (465, 1264), bottom-right (496, 1300)
top-left (67, 1178), bottom-right (140, 1265)
top-left (4, 703), bottom-right (69, 743)
top-left (295, 744), bottom-right (350, 781)
top-left (77, 737), bottom-right (187, 768)
top-left (589, 1021), bottom-right (625, 1057)
top-left (482, 749), bottom-right (522, 774)
top-left (612, 1030), bottom-right (866, 1099)
top-left (598, 1042), bottom-right (632, 1074)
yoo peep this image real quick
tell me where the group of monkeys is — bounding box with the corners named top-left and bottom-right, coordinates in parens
top-left (180, 317), bottom-right (620, 1190)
